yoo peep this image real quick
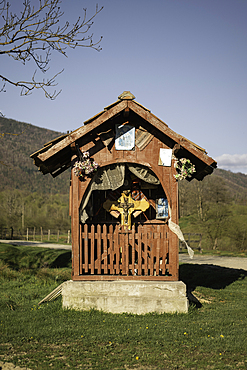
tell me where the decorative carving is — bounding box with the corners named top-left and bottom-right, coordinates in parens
top-left (118, 91), bottom-right (136, 100)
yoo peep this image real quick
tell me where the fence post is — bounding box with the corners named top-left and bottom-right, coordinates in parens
top-left (199, 233), bottom-right (202, 253)
top-left (67, 230), bottom-right (70, 244)
top-left (40, 227), bottom-right (43, 242)
top-left (48, 229), bottom-right (50, 242)
top-left (26, 228), bottom-right (29, 241)
top-left (57, 230), bottom-right (59, 242)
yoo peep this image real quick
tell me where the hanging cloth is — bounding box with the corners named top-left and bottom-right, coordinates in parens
top-left (127, 164), bottom-right (160, 185)
top-left (80, 164), bottom-right (125, 223)
top-left (167, 204), bottom-right (194, 259)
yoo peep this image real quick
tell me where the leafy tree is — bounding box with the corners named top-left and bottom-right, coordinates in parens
top-left (0, 189), bottom-right (70, 233)
top-left (201, 203), bottom-right (232, 249)
top-left (226, 206), bottom-right (247, 251)
top-left (179, 176), bottom-right (233, 249)
top-left (0, 0), bottom-right (103, 99)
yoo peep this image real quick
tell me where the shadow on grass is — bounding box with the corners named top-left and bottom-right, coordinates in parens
top-left (179, 263), bottom-right (247, 307)
top-left (50, 251), bottom-right (71, 268)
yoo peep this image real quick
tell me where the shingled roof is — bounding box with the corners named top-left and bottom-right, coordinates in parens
top-left (31, 91), bottom-right (217, 181)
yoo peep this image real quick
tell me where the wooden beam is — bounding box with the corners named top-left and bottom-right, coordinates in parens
top-left (72, 275), bottom-right (177, 281)
top-left (38, 100), bottom-right (128, 162)
top-left (128, 100), bottom-right (216, 167)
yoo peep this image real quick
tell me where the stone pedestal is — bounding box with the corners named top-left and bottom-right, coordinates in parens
top-left (62, 280), bottom-right (188, 314)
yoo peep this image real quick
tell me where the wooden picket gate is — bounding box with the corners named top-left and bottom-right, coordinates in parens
top-left (72, 222), bottom-right (177, 281)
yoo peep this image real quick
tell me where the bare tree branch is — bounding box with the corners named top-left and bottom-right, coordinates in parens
top-left (0, 0), bottom-right (103, 99)
top-left (0, 69), bottom-right (63, 99)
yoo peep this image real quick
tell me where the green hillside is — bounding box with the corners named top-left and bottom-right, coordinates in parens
top-left (0, 116), bottom-right (70, 194)
top-left (212, 168), bottom-right (247, 203)
top-left (0, 117), bottom-right (71, 233)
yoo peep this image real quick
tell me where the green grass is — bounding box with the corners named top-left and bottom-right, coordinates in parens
top-left (0, 243), bottom-right (72, 269)
top-left (0, 245), bottom-right (247, 369)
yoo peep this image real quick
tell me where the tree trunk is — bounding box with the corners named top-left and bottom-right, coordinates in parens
top-left (213, 238), bottom-right (218, 250)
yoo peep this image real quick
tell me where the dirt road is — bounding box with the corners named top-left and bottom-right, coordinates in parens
top-left (0, 239), bottom-right (72, 250)
top-left (179, 253), bottom-right (247, 271)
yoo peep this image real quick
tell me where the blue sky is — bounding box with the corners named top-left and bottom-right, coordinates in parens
top-left (1, 0), bottom-right (247, 174)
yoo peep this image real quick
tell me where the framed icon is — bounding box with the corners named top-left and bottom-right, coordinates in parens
top-left (156, 197), bottom-right (168, 219)
top-left (115, 124), bottom-right (135, 150)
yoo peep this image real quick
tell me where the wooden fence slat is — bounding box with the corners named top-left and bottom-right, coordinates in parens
top-left (166, 227), bottom-right (170, 273)
top-left (137, 225), bottom-right (142, 275)
top-left (159, 226), bottom-right (163, 275)
top-left (120, 226), bottom-right (126, 274)
top-left (115, 225), bottom-right (120, 275)
top-left (163, 225), bottom-right (167, 274)
top-left (109, 224), bottom-right (114, 274)
top-left (125, 228), bottom-right (129, 275)
top-left (97, 224), bottom-right (101, 274)
top-left (103, 224), bottom-right (108, 274)
top-left (84, 224), bottom-right (88, 273)
top-left (149, 226), bottom-right (154, 276)
top-left (80, 224), bottom-right (83, 275)
top-left (90, 225), bottom-right (95, 274)
top-left (131, 225), bottom-right (135, 275)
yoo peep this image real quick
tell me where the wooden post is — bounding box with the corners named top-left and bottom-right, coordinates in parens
top-left (22, 203), bottom-right (24, 230)
top-left (57, 230), bottom-right (59, 242)
top-left (48, 229), bottom-right (50, 242)
top-left (10, 227), bottom-right (13, 240)
top-left (67, 230), bottom-right (70, 244)
top-left (199, 234), bottom-right (202, 253)
top-left (40, 227), bottom-right (43, 242)
top-left (26, 228), bottom-right (29, 241)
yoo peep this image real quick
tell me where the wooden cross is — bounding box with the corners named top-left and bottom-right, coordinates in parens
top-left (103, 190), bottom-right (150, 229)
top-left (118, 194), bottom-right (134, 225)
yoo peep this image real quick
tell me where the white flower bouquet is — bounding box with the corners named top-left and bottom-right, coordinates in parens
top-left (73, 151), bottom-right (99, 178)
top-left (174, 157), bottom-right (196, 180)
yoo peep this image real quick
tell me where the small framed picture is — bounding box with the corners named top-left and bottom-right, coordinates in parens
top-left (156, 198), bottom-right (168, 219)
top-left (115, 124), bottom-right (135, 150)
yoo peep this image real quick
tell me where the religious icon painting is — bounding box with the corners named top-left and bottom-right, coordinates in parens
top-left (115, 124), bottom-right (135, 150)
top-left (156, 198), bottom-right (169, 219)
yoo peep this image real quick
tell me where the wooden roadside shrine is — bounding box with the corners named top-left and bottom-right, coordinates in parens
top-left (31, 92), bottom-right (217, 284)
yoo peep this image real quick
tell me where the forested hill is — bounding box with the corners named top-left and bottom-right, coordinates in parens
top-left (213, 168), bottom-right (247, 198)
top-left (0, 116), bottom-right (70, 194)
top-left (1, 115), bottom-right (247, 196)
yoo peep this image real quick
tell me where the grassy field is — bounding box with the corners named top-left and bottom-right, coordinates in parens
top-left (0, 243), bottom-right (247, 370)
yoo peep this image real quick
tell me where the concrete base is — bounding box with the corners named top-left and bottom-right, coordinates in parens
top-left (62, 280), bottom-right (188, 314)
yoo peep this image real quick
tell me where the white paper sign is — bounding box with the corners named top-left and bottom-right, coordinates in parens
top-left (159, 148), bottom-right (172, 166)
